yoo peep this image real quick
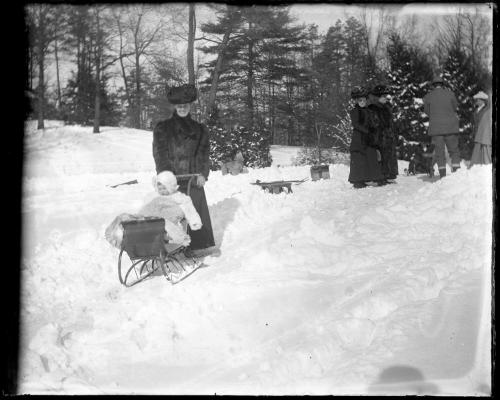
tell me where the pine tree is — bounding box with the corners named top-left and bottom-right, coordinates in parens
top-left (199, 5), bottom-right (308, 131)
top-left (385, 32), bottom-right (434, 157)
top-left (302, 17), bottom-right (371, 158)
top-left (200, 5), bottom-right (310, 166)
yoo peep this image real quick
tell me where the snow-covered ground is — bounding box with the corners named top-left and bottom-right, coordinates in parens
top-left (19, 121), bottom-right (493, 395)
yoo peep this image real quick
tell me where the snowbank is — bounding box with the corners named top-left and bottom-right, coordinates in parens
top-left (19, 122), bottom-right (492, 395)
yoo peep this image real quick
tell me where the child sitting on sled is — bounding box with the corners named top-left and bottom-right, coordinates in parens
top-left (105, 171), bottom-right (202, 249)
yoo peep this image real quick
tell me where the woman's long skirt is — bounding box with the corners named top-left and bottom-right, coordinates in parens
top-left (470, 143), bottom-right (492, 166)
top-left (349, 147), bottom-right (384, 183)
top-left (178, 179), bottom-right (215, 250)
top-left (380, 136), bottom-right (399, 180)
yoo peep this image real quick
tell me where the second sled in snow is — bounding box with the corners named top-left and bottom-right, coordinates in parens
top-left (251, 178), bottom-right (308, 194)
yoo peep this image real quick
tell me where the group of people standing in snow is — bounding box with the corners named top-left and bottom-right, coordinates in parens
top-left (348, 84), bottom-right (399, 188)
top-left (348, 77), bottom-right (492, 189)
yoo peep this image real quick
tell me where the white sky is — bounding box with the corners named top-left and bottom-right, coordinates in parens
top-left (288, 3), bottom-right (493, 33)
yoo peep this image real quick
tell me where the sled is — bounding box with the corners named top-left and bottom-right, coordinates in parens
top-left (251, 178), bottom-right (308, 194)
top-left (117, 173), bottom-right (203, 287)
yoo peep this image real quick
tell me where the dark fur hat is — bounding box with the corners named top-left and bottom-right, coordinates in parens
top-left (431, 76), bottom-right (444, 86)
top-left (351, 86), bottom-right (368, 99)
top-left (166, 84), bottom-right (197, 104)
top-left (369, 84), bottom-right (391, 96)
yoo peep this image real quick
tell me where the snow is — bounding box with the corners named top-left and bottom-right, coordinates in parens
top-left (269, 144), bottom-right (303, 166)
top-left (19, 121), bottom-right (492, 395)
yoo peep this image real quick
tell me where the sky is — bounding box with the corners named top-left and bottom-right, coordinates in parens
top-left (287, 3), bottom-right (493, 33)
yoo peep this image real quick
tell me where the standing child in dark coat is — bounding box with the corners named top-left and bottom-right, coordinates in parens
top-left (368, 85), bottom-right (399, 183)
top-left (348, 86), bottom-right (385, 188)
top-left (152, 84), bottom-right (215, 252)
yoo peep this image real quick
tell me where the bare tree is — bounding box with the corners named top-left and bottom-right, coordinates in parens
top-left (27, 5), bottom-right (57, 129)
top-left (187, 4), bottom-right (196, 85)
top-left (113, 11), bottom-right (132, 114)
top-left (122, 5), bottom-right (166, 128)
top-left (358, 6), bottom-right (390, 79)
top-left (461, 6), bottom-right (493, 71)
top-left (432, 10), bottom-right (465, 65)
top-left (50, 11), bottom-right (63, 110)
top-left (93, 6), bottom-right (139, 133)
top-left (430, 6), bottom-right (492, 73)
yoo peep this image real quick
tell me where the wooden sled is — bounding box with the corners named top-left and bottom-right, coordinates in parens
top-left (251, 178), bottom-right (308, 194)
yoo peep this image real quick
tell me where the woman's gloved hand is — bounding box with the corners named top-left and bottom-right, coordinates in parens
top-left (196, 175), bottom-right (206, 187)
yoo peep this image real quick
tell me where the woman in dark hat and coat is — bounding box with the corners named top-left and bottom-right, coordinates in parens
top-left (152, 84), bottom-right (215, 251)
top-left (348, 86), bottom-right (385, 188)
top-left (368, 84), bottom-right (399, 183)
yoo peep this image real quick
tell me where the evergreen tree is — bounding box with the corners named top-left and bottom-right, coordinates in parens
top-left (62, 6), bottom-right (93, 124)
top-left (343, 17), bottom-right (369, 87)
top-left (199, 5), bottom-right (308, 131)
top-left (385, 32), bottom-right (434, 158)
top-left (301, 16), bottom-right (371, 158)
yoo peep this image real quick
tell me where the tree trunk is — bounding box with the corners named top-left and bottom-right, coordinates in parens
top-left (29, 46), bottom-right (33, 92)
top-left (93, 77), bottom-right (101, 133)
top-left (315, 123), bottom-right (322, 164)
top-left (135, 52), bottom-right (141, 129)
top-left (187, 4), bottom-right (196, 85)
top-left (206, 27), bottom-right (232, 119)
top-left (36, 10), bottom-right (45, 130)
top-left (247, 23), bottom-right (254, 127)
top-left (75, 36), bottom-right (81, 123)
top-left (54, 38), bottom-right (62, 110)
top-left (93, 13), bottom-right (102, 134)
top-left (119, 56), bottom-right (131, 108)
top-left (117, 18), bottom-right (132, 111)
top-left (271, 83), bottom-right (276, 144)
top-left (37, 51), bottom-right (45, 130)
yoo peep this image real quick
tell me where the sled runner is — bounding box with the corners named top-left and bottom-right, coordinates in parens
top-left (117, 174), bottom-right (204, 287)
top-left (251, 178), bottom-right (308, 194)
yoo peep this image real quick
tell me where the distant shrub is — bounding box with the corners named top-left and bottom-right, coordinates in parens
top-left (292, 147), bottom-right (350, 166)
top-left (209, 124), bottom-right (272, 170)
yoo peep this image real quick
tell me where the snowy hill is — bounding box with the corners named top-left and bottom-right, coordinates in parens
top-left (20, 121), bottom-right (492, 395)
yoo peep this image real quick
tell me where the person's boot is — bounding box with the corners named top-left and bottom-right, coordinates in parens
top-left (353, 182), bottom-right (367, 189)
top-left (438, 168), bottom-right (446, 179)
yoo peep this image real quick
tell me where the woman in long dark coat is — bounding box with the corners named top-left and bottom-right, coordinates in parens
top-left (368, 84), bottom-right (399, 183)
top-left (152, 84), bottom-right (215, 251)
top-left (348, 86), bottom-right (384, 188)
